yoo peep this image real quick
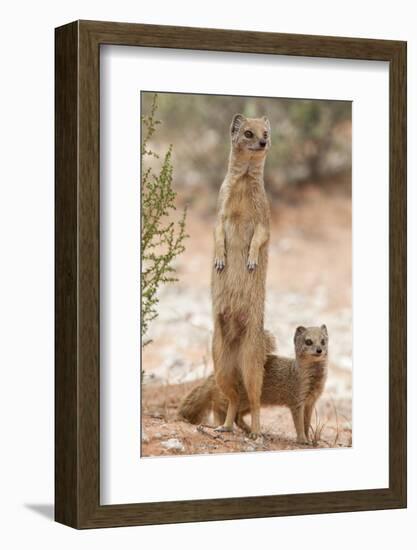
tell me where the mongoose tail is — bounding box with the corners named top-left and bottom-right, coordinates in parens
top-left (178, 377), bottom-right (215, 425)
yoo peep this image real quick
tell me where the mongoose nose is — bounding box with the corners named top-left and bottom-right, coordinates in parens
top-left (259, 140), bottom-right (267, 147)
top-left (316, 348), bottom-right (322, 354)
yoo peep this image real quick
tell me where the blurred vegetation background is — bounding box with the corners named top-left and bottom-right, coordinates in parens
top-left (142, 92), bottom-right (351, 215)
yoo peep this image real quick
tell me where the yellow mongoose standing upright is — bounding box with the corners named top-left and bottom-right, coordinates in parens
top-left (211, 113), bottom-right (271, 438)
top-left (179, 325), bottom-right (329, 444)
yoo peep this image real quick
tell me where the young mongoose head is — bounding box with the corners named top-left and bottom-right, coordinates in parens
top-left (294, 325), bottom-right (328, 363)
top-left (230, 114), bottom-right (271, 157)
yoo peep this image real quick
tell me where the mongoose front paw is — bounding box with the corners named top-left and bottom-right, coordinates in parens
top-left (247, 259), bottom-right (258, 271)
top-left (214, 258), bottom-right (225, 271)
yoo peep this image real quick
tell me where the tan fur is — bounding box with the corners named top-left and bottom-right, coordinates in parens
top-left (211, 114), bottom-right (271, 438)
top-left (179, 326), bottom-right (329, 443)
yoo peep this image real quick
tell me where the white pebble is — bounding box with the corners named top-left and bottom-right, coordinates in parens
top-left (161, 438), bottom-right (184, 451)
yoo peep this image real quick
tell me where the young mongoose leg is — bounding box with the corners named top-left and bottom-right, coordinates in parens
top-left (291, 405), bottom-right (308, 444)
top-left (247, 223), bottom-right (268, 271)
top-left (304, 401), bottom-right (314, 440)
top-left (214, 221), bottom-right (226, 271)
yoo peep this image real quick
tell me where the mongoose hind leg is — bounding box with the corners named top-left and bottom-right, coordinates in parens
top-left (236, 413), bottom-right (251, 434)
top-left (215, 393), bottom-right (239, 432)
top-left (240, 342), bottom-right (264, 439)
top-left (212, 322), bottom-right (240, 432)
top-left (213, 361), bottom-right (240, 432)
top-left (212, 408), bottom-right (225, 428)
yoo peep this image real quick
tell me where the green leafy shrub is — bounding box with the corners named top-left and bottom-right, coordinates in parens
top-left (141, 94), bottom-right (188, 344)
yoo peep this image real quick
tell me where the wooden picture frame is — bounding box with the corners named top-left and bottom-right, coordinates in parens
top-left (55, 20), bottom-right (407, 529)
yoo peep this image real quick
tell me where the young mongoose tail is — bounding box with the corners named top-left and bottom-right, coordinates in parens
top-left (211, 114), bottom-right (271, 438)
top-left (179, 330), bottom-right (276, 426)
top-left (179, 325), bottom-right (328, 443)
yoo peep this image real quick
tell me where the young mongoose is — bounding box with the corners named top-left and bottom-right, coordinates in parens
top-left (179, 325), bottom-right (329, 444)
top-left (211, 114), bottom-right (271, 438)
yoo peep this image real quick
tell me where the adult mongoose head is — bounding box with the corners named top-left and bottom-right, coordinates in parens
top-left (230, 113), bottom-right (271, 157)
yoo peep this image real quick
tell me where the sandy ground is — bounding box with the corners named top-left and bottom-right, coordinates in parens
top-left (142, 380), bottom-right (352, 457)
top-left (142, 181), bottom-right (352, 457)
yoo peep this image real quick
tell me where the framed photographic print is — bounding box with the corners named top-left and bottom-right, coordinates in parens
top-left (55, 20), bottom-right (407, 528)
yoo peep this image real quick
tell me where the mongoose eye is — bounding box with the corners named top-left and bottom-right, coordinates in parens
top-left (305, 339), bottom-right (313, 346)
top-left (263, 132), bottom-right (268, 139)
top-left (321, 339), bottom-right (326, 346)
top-left (244, 130), bottom-right (254, 138)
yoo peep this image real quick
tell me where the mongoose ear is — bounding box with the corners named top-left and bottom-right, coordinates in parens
top-left (262, 116), bottom-right (271, 129)
top-left (294, 325), bottom-right (307, 343)
top-left (321, 324), bottom-right (328, 335)
top-left (230, 113), bottom-right (246, 136)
